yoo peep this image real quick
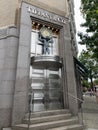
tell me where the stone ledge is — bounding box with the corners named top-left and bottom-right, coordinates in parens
top-left (3, 128), bottom-right (12, 130)
top-left (0, 26), bottom-right (19, 39)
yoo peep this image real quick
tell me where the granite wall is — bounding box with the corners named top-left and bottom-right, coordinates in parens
top-left (11, 2), bottom-right (78, 125)
top-left (0, 1), bottom-right (78, 128)
top-left (0, 26), bottom-right (19, 129)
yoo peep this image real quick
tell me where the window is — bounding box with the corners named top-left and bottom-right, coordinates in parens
top-left (31, 29), bottom-right (59, 56)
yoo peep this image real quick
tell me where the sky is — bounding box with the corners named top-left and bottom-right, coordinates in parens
top-left (74, 0), bottom-right (86, 56)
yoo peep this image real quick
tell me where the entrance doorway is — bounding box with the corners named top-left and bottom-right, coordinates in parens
top-left (30, 23), bottom-right (63, 112)
top-left (30, 68), bottom-right (63, 112)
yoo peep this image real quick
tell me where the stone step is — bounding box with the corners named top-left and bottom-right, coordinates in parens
top-left (25, 109), bottom-right (70, 118)
top-left (13, 118), bottom-right (78, 130)
top-left (47, 124), bottom-right (83, 130)
top-left (23, 113), bottom-right (72, 124)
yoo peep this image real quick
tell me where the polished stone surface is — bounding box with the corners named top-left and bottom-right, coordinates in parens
top-left (31, 55), bottom-right (62, 70)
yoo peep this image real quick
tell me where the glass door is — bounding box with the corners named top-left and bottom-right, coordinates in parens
top-left (30, 67), bottom-right (63, 112)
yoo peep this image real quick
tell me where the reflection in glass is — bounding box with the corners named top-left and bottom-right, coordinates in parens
top-left (31, 30), bottom-right (59, 56)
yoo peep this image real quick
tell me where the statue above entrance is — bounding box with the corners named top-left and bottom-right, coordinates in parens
top-left (38, 27), bottom-right (53, 55)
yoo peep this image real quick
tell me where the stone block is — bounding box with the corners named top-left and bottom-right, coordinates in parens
top-left (65, 57), bottom-right (74, 73)
top-left (0, 45), bottom-right (18, 60)
top-left (0, 68), bottom-right (4, 81)
top-left (64, 23), bottom-right (71, 37)
top-left (0, 59), bottom-right (4, 69)
top-left (0, 58), bottom-right (17, 75)
top-left (20, 5), bottom-right (31, 26)
top-left (0, 48), bottom-right (6, 59)
top-left (0, 27), bottom-right (7, 38)
top-left (15, 69), bottom-right (29, 92)
top-left (7, 37), bottom-right (19, 47)
top-left (12, 92), bottom-right (28, 125)
top-left (37, 0), bottom-right (66, 13)
top-left (5, 46), bottom-right (18, 59)
top-left (0, 38), bottom-right (6, 49)
top-left (3, 128), bottom-right (11, 130)
top-left (4, 58), bottom-right (17, 69)
top-left (1, 69), bottom-right (16, 81)
top-left (0, 108), bottom-right (11, 130)
top-left (0, 81), bottom-right (14, 94)
top-left (8, 26), bottom-right (19, 37)
top-left (0, 94), bottom-right (13, 108)
top-left (0, 0), bottom-right (18, 27)
top-left (17, 46), bottom-right (30, 68)
top-left (16, 67), bottom-right (29, 79)
top-left (19, 24), bottom-right (31, 46)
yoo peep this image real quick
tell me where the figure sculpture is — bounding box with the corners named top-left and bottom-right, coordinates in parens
top-left (38, 27), bottom-right (53, 55)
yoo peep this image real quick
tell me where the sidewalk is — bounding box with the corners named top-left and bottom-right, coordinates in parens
top-left (83, 95), bottom-right (98, 129)
top-left (85, 128), bottom-right (98, 130)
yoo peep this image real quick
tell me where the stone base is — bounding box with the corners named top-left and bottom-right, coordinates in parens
top-left (3, 128), bottom-right (12, 130)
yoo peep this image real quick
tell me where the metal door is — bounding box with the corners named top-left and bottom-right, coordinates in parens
top-left (30, 67), bottom-right (63, 112)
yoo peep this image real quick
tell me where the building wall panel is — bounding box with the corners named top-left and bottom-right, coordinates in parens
top-left (0, 26), bottom-right (19, 129)
top-left (0, 0), bottom-right (18, 27)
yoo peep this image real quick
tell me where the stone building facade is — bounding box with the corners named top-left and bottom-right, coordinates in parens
top-left (0, 0), bottom-right (81, 129)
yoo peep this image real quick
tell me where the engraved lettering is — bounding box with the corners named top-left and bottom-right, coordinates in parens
top-left (62, 19), bottom-right (66, 24)
top-left (45, 13), bottom-right (50, 19)
top-left (52, 16), bottom-right (57, 21)
top-left (32, 9), bottom-right (37, 14)
top-left (37, 10), bottom-right (41, 16)
top-left (49, 15), bottom-right (53, 20)
top-left (41, 13), bottom-right (46, 18)
top-left (57, 17), bottom-right (62, 22)
top-left (27, 6), bottom-right (31, 13)
top-left (27, 6), bottom-right (66, 24)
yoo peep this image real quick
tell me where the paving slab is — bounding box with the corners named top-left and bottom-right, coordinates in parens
top-left (83, 96), bottom-right (98, 129)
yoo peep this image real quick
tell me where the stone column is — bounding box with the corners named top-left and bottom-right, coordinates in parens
top-left (11, 3), bottom-right (32, 125)
top-left (63, 22), bottom-right (78, 115)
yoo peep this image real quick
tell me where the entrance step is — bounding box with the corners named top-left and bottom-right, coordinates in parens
top-left (25, 109), bottom-right (70, 118)
top-left (12, 109), bottom-right (84, 130)
top-left (13, 118), bottom-right (78, 130)
top-left (23, 113), bottom-right (72, 124)
top-left (47, 124), bottom-right (83, 130)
